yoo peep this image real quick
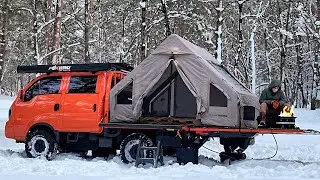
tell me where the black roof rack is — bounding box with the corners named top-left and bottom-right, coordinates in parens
top-left (17, 63), bottom-right (133, 74)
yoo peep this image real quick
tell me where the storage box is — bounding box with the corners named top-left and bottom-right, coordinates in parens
top-left (176, 147), bottom-right (198, 165)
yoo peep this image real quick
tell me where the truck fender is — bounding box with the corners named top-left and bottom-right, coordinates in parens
top-left (28, 123), bottom-right (60, 143)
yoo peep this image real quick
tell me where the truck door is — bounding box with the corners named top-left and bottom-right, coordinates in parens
top-left (14, 76), bottom-right (62, 137)
top-left (61, 75), bottom-right (102, 132)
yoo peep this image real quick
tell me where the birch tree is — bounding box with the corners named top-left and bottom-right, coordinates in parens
top-left (277, 0), bottom-right (292, 83)
top-left (234, 0), bottom-right (247, 85)
top-left (248, 1), bottom-right (268, 93)
top-left (0, 0), bottom-right (8, 85)
top-left (31, 0), bottom-right (40, 64)
top-left (161, 0), bottom-right (171, 37)
top-left (140, 0), bottom-right (147, 63)
top-left (52, 0), bottom-right (62, 64)
top-left (214, 0), bottom-right (224, 64)
top-left (84, 0), bottom-right (90, 63)
top-left (44, 0), bottom-right (52, 57)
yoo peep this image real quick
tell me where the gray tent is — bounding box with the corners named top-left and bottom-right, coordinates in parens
top-left (109, 34), bottom-right (259, 128)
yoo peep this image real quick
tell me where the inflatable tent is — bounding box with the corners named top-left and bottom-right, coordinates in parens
top-left (109, 34), bottom-right (259, 128)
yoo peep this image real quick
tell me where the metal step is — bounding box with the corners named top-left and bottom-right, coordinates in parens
top-left (135, 140), bottom-right (164, 168)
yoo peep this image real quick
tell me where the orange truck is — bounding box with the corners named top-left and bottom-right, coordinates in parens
top-left (6, 63), bottom-right (301, 165)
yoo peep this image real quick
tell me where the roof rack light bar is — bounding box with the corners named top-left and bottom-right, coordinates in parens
top-left (17, 63), bottom-right (133, 74)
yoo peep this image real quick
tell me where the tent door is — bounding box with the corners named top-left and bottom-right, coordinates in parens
top-left (148, 83), bottom-right (171, 117)
top-left (143, 69), bottom-right (196, 118)
top-left (173, 74), bottom-right (197, 118)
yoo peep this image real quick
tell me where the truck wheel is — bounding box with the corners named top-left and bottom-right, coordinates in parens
top-left (220, 137), bottom-right (252, 153)
top-left (25, 129), bottom-right (58, 160)
top-left (120, 133), bottom-right (154, 164)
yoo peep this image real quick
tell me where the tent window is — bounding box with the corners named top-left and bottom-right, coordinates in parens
top-left (210, 84), bottom-right (227, 107)
top-left (117, 82), bottom-right (133, 104)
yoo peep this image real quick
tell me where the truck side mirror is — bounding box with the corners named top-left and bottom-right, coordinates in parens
top-left (19, 90), bottom-right (24, 101)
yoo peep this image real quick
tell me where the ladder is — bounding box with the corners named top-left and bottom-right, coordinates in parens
top-left (135, 140), bottom-right (164, 168)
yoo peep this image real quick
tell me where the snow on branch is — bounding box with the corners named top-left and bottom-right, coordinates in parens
top-left (16, 7), bottom-right (33, 16)
top-left (140, 1), bottom-right (146, 8)
top-left (62, 8), bottom-right (83, 23)
top-left (238, 0), bottom-right (247, 5)
top-left (215, 7), bottom-right (224, 12)
top-left (37, 19), bottom-right (56, 34)
top-left (38, 40), bottom-right (97, 63)
top-left (279, 28), bottom-right (294, 39)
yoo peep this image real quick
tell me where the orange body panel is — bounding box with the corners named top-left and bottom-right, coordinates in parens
top-left (5, 71), bottom-right (126, 142)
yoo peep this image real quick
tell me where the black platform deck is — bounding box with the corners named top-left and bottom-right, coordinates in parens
top-left (99, 122), bottom-right (320, 135)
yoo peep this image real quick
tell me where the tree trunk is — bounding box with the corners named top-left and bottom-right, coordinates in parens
top-left (161, 0), bottom-right (171, 37)
top-left (32, 0), bottom-right (40, 64)
top-left (250, 22), bottom-right (257, 94)
top-left (52, 0), bottom-right (62, 65)
top-left (0, 0), bottom-right (8, 86)
top-left (318, 0), bottom-right (320, 27)
top-left (314, 0), bottom-right (320, 102)
top-left (234, 1), bottom-right (243, 72)
top-left (84, 0), bottom-right (90, 63)
top-left (214, 0), bottom-right (223, 64)
top-left (97, 0), bottom-right (102, 62)
top-left (234, 0), bottom-right (246, 85)
top-left (120, 11), bottom-right (125, 63)
top-left (44, 0), bottom-right (52, 64)
top-left (264, 29), bottom-right (272, 83)
top-left (277, 0), bottom-right (291, 83)
top-left (140, 0), bottom-right (147, 64)
top-left (295, 35), bottom-right (307, 108)
top-left (305, 25), bottom-right (312, 105)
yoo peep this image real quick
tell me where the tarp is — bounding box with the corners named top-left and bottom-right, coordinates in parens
top-left (109, 34), bottom-right (259, 128)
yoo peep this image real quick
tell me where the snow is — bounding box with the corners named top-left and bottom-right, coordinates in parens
top-left (279, 28), bottom-right (293, 39)
top-left (0, 95), bottom-right (13, 120)
top-left (74, 30), bottom-right (84, 37)
top-left (216, 7), bottom-right (224, 12)
top-left (315, 21), bottom-right (320, 26)
top-left (140, 1), bottom-right (146, 8)
top-left (204, 7), bottom-right (211, 15)
top-left (296, 4), bottom-right (304, 11)
top-left (1, 95), bottom-right (320, 179)
top-left (238, 0), bottom-right (246, 5)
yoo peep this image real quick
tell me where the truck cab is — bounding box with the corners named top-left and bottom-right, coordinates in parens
top-left (5, 63), bottom-right (130, 160)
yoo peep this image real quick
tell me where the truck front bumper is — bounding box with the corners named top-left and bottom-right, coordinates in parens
top-left (5, 120), bottom-right (15, 139)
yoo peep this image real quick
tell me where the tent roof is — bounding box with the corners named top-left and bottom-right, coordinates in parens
top-left (151, 34), bottom-right (220, 65)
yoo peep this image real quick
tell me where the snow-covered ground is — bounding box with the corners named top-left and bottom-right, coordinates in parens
top-left (1, 95), bottom-right (320, 180)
